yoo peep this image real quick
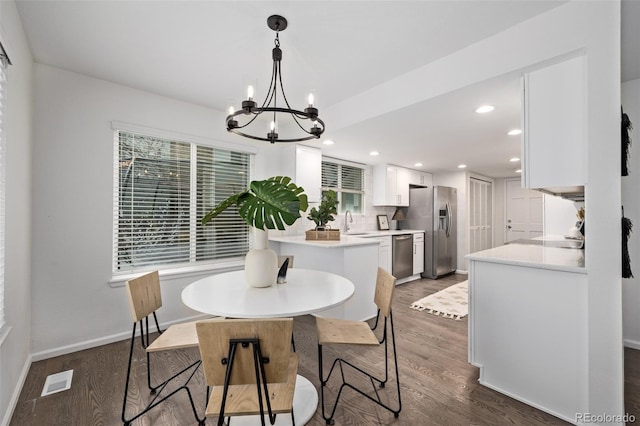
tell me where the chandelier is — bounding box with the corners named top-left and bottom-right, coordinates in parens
top-left (225, 15), bottom-right (326, 143)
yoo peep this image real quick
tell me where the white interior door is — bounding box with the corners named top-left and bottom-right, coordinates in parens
top-left (505, 179), bottom-right (543, 242)
top-left (469, 178), bottom-right (493, 253)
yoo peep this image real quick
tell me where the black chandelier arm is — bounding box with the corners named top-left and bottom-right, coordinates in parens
top-left (228, 108), bottom-right (261, 130)
top-left (227, 127), bottom-right (323, 143)
top-left (258, 61), bottom-right (279, 111)
top-left (274, 60), bottom-right (298, 114)
top-left (225, 108), bottom-right (325, 141)
top-left (273, 62), bottom-right (313, 133)
top-left (227, 107), bottom-right (324, 123)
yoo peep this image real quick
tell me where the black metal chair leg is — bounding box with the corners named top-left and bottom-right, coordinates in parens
top-left (317, 315), bottom-right (402, 423)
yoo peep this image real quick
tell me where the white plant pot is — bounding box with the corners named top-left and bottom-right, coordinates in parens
top-left (244, 228), bottom-right (278, 288)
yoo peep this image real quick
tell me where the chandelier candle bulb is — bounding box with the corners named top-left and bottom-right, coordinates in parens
top-left (308, 93), bottom-right (314, 107)
top-left (226, 106), bottom-right (238, 129)
top-left (268, 120), bottom-right (278, 143)
top-left (247, 85), bottom-right (254, 101)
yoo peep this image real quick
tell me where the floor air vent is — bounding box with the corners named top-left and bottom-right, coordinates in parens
top-left (41, 370), bottom-right (73, 397)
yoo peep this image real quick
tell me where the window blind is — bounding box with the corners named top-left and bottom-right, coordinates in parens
top-left (114, 131), bottom-right (250, 273)
top-left (0, 49), bottom-right (8, 331)
top-left (321, 160), bottom-right (365, 214)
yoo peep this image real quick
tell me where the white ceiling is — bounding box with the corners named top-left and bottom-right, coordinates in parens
top-left (15, 1), bottom-right (636, 179)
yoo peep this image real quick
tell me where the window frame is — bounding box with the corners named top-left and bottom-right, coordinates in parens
top-left (111, 122), bottom-right (257, 281)
top-left (0, 42), bottom-right (10, 339)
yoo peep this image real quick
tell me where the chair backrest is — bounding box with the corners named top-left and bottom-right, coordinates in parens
top-left (126, 271), bottom-right (162, 323)
top-left (374, 267), bottom-right (396, 318)
top-left (196, 318), bottom-right (293, 386)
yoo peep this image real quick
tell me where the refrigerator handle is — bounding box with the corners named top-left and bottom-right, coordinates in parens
top-left (445, 202), bottom-right (451, 237)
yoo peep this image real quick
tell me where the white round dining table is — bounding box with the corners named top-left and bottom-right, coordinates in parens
top-left (181, 268), bottom-right (355, 426)
top-left (181, 268), bottom-right (355, 318)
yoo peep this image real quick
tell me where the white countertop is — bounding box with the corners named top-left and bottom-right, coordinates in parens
top-left (269, 234), bottom-right (380, 248)
top-left (269, 229), bottom-right (424, 248)
top-left (465, 243), bottom-right (586, 273)
top-left (355, 229), bottom-right (424, 237)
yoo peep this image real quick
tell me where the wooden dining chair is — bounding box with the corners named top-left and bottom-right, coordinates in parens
top-left (121, 271), bottom-right (205, 426)
top-left (196, 318), bottom-right (299, 426)
top-left (316, 267), bottom-right (401, 424)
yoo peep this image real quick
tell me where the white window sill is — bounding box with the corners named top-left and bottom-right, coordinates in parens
top-left (109, 260), bottom-right (244, 287)
top-left (0, 325), bottom-right (12, 347)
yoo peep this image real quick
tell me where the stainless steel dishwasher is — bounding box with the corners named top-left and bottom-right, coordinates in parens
top-left (392, 234), bottom-right (413, 279)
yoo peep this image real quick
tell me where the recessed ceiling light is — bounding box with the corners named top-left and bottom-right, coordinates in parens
top-left (322, 139), bottom-right (334, 145)
top-left (515, 169), bottom-right (522, 173)
top-left (475, 105), bottom-right (494, 114)
top-left (508, 129), bottom-right (522, 136)
top-left (369, 151), bottom-right (379, 156)
top-left (509, 157), bottom-right (520, 162)
top-left (458, 164), bottom-right (467, 169)
top-left (414, 162), bottom-right (423, 167)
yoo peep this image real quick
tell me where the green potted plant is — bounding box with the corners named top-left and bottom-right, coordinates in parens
top-left (201, 175), bottom-right (308, 287)
top-left (306, 190), bottom-right (340, 240)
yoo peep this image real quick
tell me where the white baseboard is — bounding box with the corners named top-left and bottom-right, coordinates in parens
top-left (455, 269), bottom-right (468, 275)
top-left (30, 313), bottom-right (212, 362)
top-left (477, 379), bottom-right (577, 425)
top-left (1, 353), bottom-right (32, 426)
top-left (624, 338), bottom-right (640, 350)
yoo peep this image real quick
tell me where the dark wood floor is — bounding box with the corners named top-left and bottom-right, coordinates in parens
top-left (10, 274), bottom-right (640, 425)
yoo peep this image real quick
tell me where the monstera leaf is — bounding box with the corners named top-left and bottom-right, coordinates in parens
top-left (201, 176), bottom-right (308, 231)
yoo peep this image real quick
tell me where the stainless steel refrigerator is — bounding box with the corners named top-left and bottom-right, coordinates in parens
top-left (404, 186), bottom-right (457, 279)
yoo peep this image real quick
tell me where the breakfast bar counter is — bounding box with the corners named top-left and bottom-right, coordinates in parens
top-left (465, 242), bottom-right (585, 273)
top-left (466, 242), bottom-right (588, 424)
top-left (269, 235), bottom-right (379, 321)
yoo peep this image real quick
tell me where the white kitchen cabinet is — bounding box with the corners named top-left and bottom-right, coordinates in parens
top-left (373, 164), bottom-right (410, 206)
top-left (408, 170), bottom-right (432, 187)
top-left (413, 232), bottom-right (424, 275)
top-left (522, 56), bottom-right (586, 189)
top-left (467, 247), bottom-right (587, 422)
top-left (280, 144), bottom-right (322, 202)
top-left (378, 236), bottom-right (392, 274)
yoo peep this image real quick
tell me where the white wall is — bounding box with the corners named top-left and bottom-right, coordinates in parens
top-left (0, 1), bottom-right (33, 424)
top-left (30, 64), bottom-right (264, 358)
top-left (622, 78), bottom-right (640, 348)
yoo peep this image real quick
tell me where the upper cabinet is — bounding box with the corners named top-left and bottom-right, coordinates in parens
top-left (373, 164), bottom-right (408, 206)
top-left (408, 169), bottom-right (433, 187)
top-left (373, 164), bottom-right (432, 206)
top-left (278, 144), bottom-right (322, 203)
top-left (522, 56), bottom-right (586, 189)
top-left (295, 145), bottom-right (322, 202)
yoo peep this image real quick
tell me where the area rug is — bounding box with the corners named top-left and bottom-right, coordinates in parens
top-left (410, 281), bottom-right (468, 320)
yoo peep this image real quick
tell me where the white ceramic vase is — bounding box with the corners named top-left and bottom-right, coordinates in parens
top-left (244, 228), bottom-right (278, 288)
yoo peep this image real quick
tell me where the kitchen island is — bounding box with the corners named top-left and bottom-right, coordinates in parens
top-left (466, 242), bottom-right (586, 424)
top-left (269, 234), bottom-right (380, 321)
top-left (269, 230), bottom-right (425, 320)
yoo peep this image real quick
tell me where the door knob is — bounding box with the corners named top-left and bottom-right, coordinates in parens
top-left (507, 225), bottom-right (512, 229)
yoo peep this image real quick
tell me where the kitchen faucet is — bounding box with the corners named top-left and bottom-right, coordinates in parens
top-left (344, 210), bottom-right (353, 233)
